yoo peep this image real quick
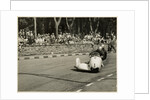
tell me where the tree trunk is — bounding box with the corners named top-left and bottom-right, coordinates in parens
top-left (55, 24), bottom-right (58, 38)
top-left (54, 17), bottom-right (61, 39)
top-left (89, 18), bottom-right (93, 33)
top-left (34, 17), bottom-right (37, 38)
top-left (89, 18), bottom-right (99, 35)
top-left (66, 18), bottom-right (75, 34)
top-left (78, 25), bottom-right (80, 35)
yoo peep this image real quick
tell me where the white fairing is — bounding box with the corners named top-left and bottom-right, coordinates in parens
top-left (76, 58), bottom-right (80, 67)
top-left (89, 56), bottom-right (102, 69)
top-left (78, 63), bottom-right (89, 71)
top-left (75, 56), bottom-right (103, 72)
top-left (76, 58), bottom-right (89, 71)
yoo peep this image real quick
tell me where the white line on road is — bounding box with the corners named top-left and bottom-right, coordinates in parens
top-left (76, 89), bottom-right (83, 92)
top-left (86, 83), bottom-right (93, 87)
top-left (107, 74), bottom-right (113, 77)
top-left (97, 77), bottom-right (105, 81)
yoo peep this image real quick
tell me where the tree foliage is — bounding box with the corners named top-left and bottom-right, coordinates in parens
top-left (18, 17), bottom-right (117, 38)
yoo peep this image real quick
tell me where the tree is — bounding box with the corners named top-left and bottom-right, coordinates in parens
top-left (34, 17), bottom-right (37, 38)
top-left (66, 18), bottom-right (75, 34)
top-left (98, 18), bottom-right (117, 38)
top-left (89, 18), bottom-right (100, 35)
top-left (18, 17), bottom-right (33, 32)
top-left (54, 17), bottom-right (61, 38)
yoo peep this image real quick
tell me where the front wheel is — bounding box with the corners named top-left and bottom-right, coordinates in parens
top-left (90, 68), bottom-right (100, 73)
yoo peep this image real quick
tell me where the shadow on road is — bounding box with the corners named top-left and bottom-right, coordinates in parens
top-left (19, 72), bottom-right (90, 84)
top-left (71, 68), bottom-right (99, 74)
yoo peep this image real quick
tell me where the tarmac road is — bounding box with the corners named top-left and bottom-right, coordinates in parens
top-left (18, 52), bottom-right (117, 92)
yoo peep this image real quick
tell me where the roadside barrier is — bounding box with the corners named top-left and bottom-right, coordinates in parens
top-left (18, 53), bottom-right (90, 60)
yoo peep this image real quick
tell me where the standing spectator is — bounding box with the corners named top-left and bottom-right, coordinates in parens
top-left (27, 31), bottom-right (35, 45)
top-left (51, 33), bottom-right (55, 44)
top-left (110, 33), bottom-right (116, 52)
top-left (58, 32), bottom-right (63, 44)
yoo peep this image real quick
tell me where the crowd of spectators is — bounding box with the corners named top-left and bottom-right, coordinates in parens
top-left (18, 29), bottom-right (81, 46)
top-left (83, 32), bottom-right (107, 45)
top-left (18, 29), bottom-right (116, 52)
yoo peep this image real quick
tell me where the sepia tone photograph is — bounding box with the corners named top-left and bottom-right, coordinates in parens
top-left (18, 17), bottom-right (117, 92)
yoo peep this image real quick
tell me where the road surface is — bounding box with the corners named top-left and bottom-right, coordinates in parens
top-left (18, 52), bottom-right (117, 92)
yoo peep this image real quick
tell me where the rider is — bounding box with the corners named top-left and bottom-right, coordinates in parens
top-left (90, 45), bottom-right (107, 60)
top-left (75, 45), bottom-right (105, 71)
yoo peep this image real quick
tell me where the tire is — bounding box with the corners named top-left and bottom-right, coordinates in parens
top-left (91, 68), bottom-right (99, 73)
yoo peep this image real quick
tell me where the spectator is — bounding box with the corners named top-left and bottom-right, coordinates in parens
top-left (110, 33), bottom-right (116, 52)
top-left (51, 33), bottom-right (55, 44)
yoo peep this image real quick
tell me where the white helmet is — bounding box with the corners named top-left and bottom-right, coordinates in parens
top-left (101, 44), bottom-right (105, 48)
top-left (98, 46), bottom-right (102, 50)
